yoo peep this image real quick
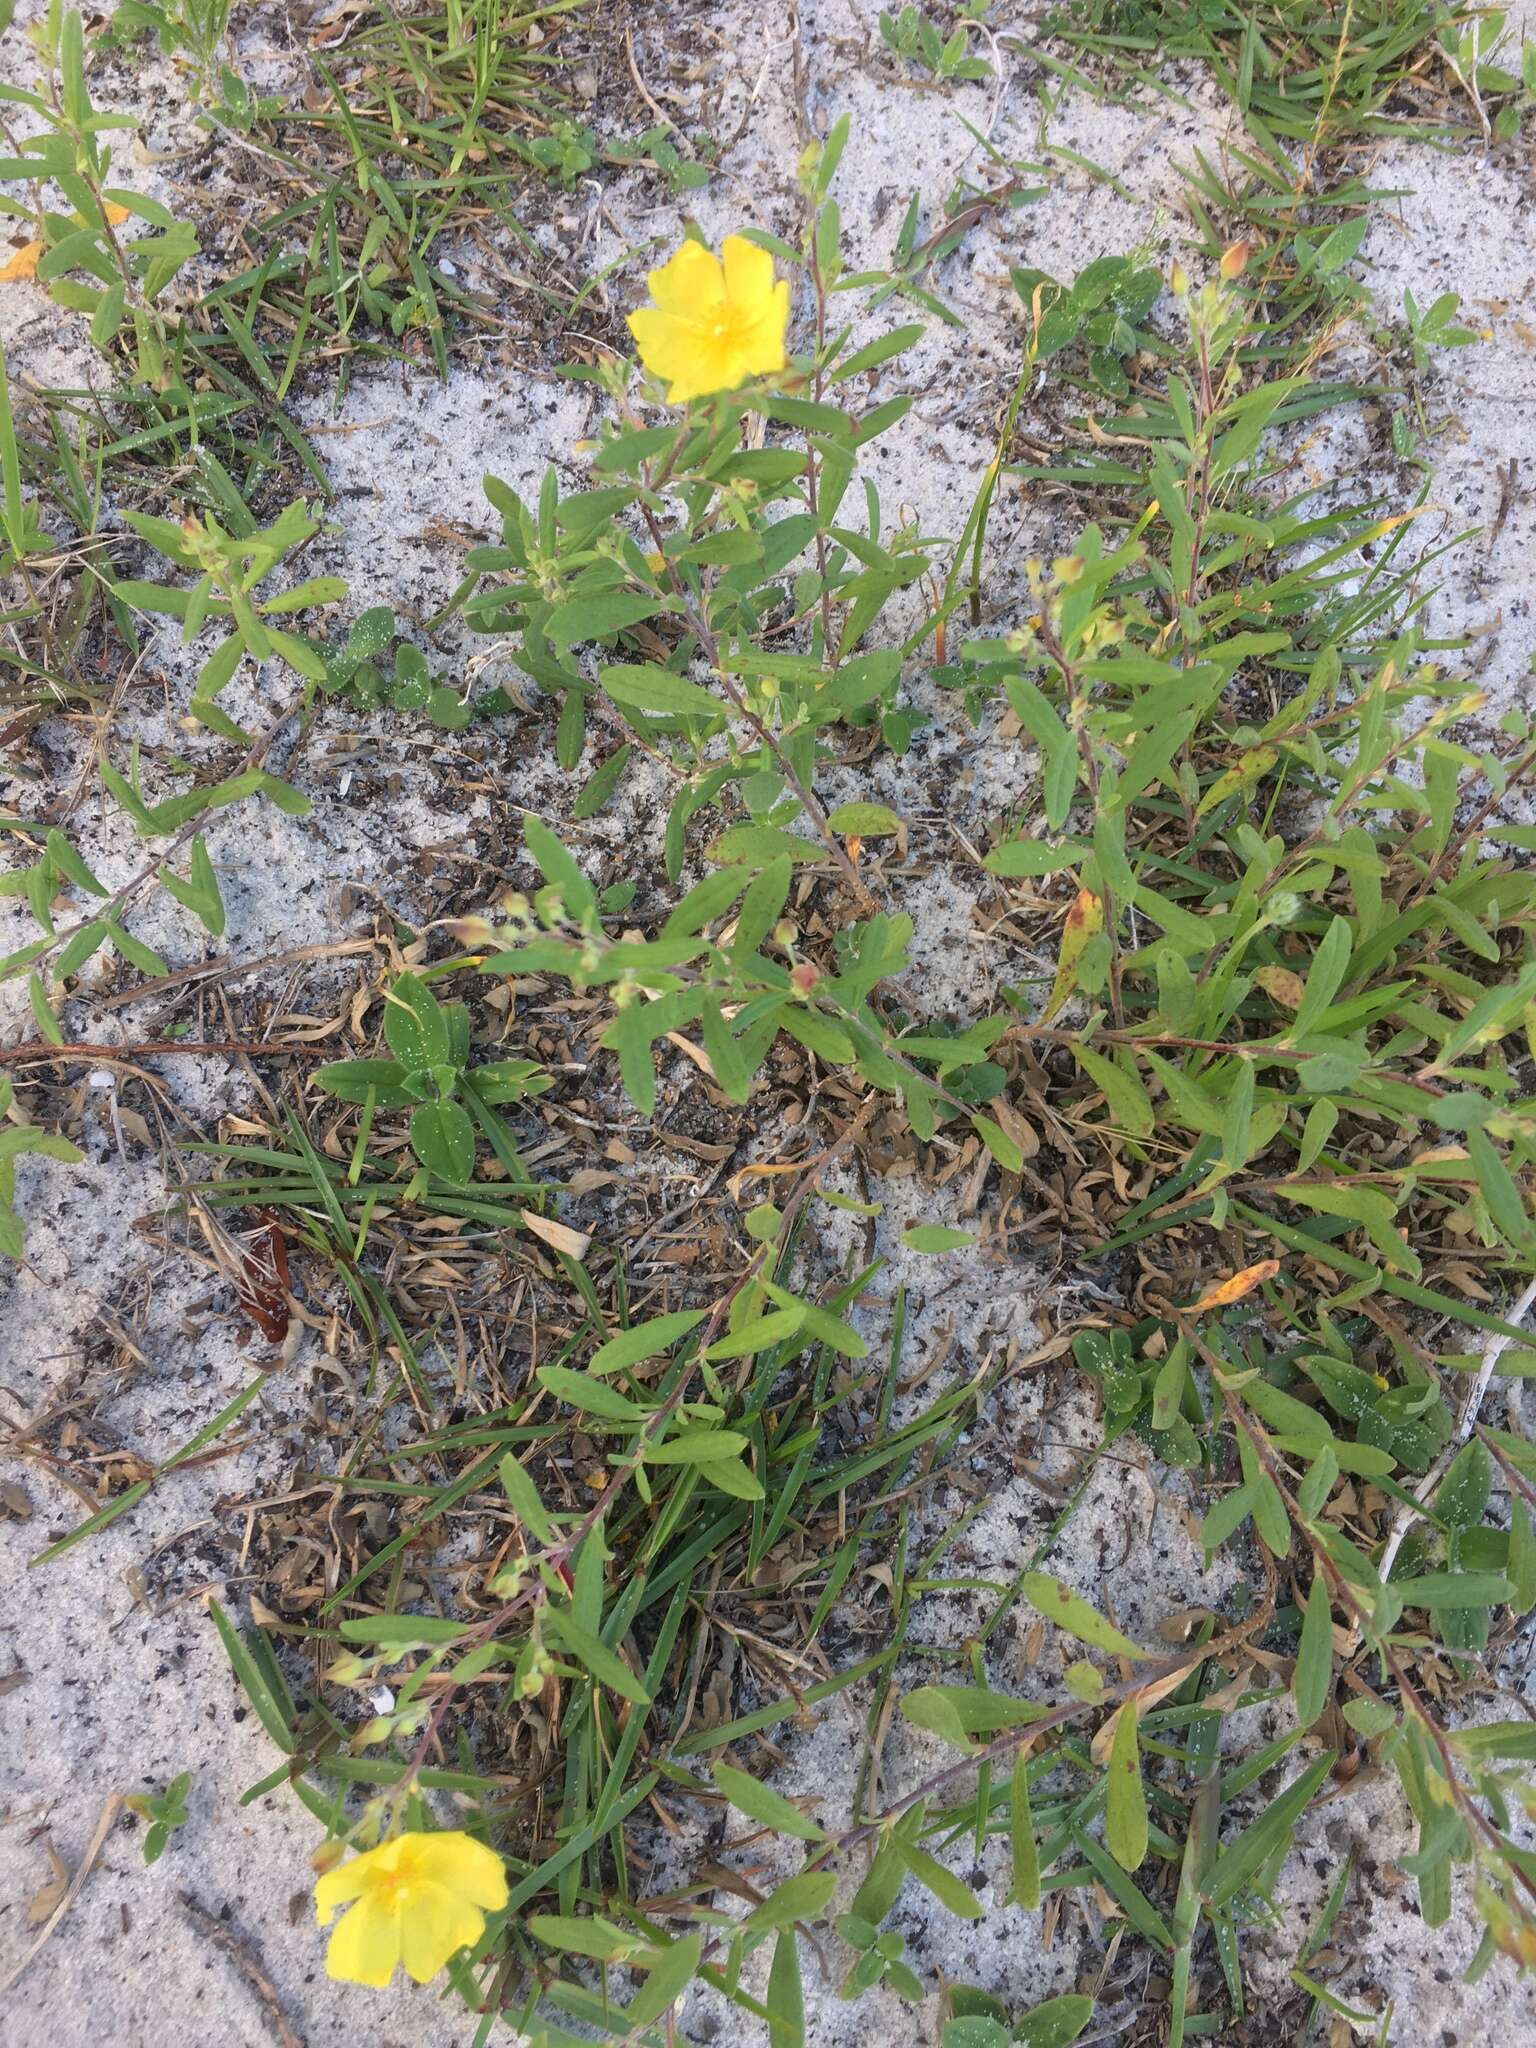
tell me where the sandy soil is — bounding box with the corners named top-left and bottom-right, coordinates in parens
top-left (4, 0), bottom-right (1536, 2042)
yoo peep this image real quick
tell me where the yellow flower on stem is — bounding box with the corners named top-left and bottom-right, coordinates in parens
top-left (627, 234), bottom-right (789, 405)
top-left (314, 1830), bottom-right (508, 1987)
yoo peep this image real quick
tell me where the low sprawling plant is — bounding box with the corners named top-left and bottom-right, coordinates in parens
top-left (5, 3), bottom-right (1536, 2043)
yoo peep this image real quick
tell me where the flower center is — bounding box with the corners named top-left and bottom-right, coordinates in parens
top-left (372, 1849), bottom-right (424, 1906)
top-left (707, 304), bottom-right (748, 346)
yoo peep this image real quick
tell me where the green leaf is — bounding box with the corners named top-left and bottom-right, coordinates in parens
top-left (548, 593), bottom-right (663, 646)
top-left (1509, 1495), bottom-right (1536, 1613)
top-left (901, 1685), bottom-right (1047, 1750)
top-left (28, 971), bottom-right (62, 1046)
top-left (646, 1428), bottom-right (752, 1465)
top-left (55, 919), bottom-right (107, 979)
top-left (500, 1454), bottom-right (556, 1546)
top-left (572, 743), bottom-right (631, 820)
top-left (1203, 1754), bottom-right (1336, 1909)
top-left (536, 1366), bottom-right (649, 1422)
top-left (383, 971), bottom-right (452, 1070)
top-left (1008, 1750), bottom-right (1040, 1910)
top-left (712, 823), bottom-right (825, 867)
top-left (523, 813), bottom-right (597, 921)
top-left (702, 997), bottom-right (752, 1102)
top-left (1315, 215), bottom-right (1368, 275)
top-left (705, 1306), bottom-right (807, 1359)
top-left (313, 1058), bottom-right (416, 1107)
top-left (590, 1310), bottom-right (709, 1375)
top-left (825, 802), bottom-right (902, 837)
top-left (944, 2023), bottom-right (1009, 2048)
top-left (1436, 1438), bottom-right (1491, 1531)
top-left (984, 838), bottom-right (1087, 878)
top-left (1392, 1571), bottom-right (1513, 1610)
top-left (767, 1929), bottom-right (806, 2048)
top-left (526, 1914), bottom-right (649, 1962)
top-left (45, 829), bottom-right (106, 897)
top-left (26, 1480), bottom-right (150, 1566)
top-left (1291, 915), bottom-right (1353, 1038)
top-left (409, 1100), bottom-right (475, 1185)
top-left (600, 662), bottom-right (722, 721)
top-left (702, 1456), bottom-right (765, 1500)
top-left (830, 322), bottom-right (925, 382)
top-left (742, 1871), bottom-right (838, 1934)
top-left (714, 1764), bottom-right (827, 1840)
top-left (338, 1613), bottom-right (467, 1645)
top-left (207, 1600), bottom-right (294, 1754)
top-left (900, 1225), bottom-right (975, 1254)
top-left (1073, 1044), bottom-right (1154, 1139)
top-left (544, 1609), bottom-right (650, 1703)
top-left (971, 1115), bottom-right (1023, 1173)
top-left (623, 1933), bottom-right (702, 2027)
top-left (1293, 1575), bottom-right (1334, 1728)
top-left (1013, 1995), bottom-right (1096, 2048)
top-left (896, 1841), bottom-right (981, 1920)
top-left (1005, 674), bottom-right (1077, 829)
top-left (103, 920), bottom-right (167, 977)
top-left (1023, 1573), bottom-right (1146, 1659)
top-left (1105, 1701), bottom-right (1147, 1872)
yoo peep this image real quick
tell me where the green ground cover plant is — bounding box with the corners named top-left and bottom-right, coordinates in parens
top-left (3, 1), bottom-right (1536, 2042)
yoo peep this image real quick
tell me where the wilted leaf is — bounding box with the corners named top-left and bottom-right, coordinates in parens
top-left (1183, 1259), bottom-right (1280, 1313)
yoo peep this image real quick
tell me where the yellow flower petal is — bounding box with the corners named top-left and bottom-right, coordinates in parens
top-left (325, 1894), bottom-right (402, 1987)
top-left (646, 237), bottom-right (723, 315)
top-left (735, 280), bottom-right (790, 376)
top-left (398, 1881), bottom-right (486, 1984)
top-left (626, 306), bottom-right (705, 381)
top-left (402, 1831), bottom-right (510, 1910)
top-left (314, 1852), bottom-right (375, 1923)
top-left (721, 233), bottom-right (773, 305)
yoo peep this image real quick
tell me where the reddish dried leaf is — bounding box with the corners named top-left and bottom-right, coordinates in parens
top-left (237, 1211), bottom-right (292, 1340)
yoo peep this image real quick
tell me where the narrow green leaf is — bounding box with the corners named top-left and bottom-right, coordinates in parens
top-left (590, 1310), bottom-right (709, 1375)
top-left (1293, 1575), bottom-right (1334, 1728)
top-left (1204, 1754), bottom-right (1336, 1909)
top-left (536, 1366), bottom-right (649, 1422)
top-left (1106, 1701), bottom-right (1148, 1872)
top-left (544, 1609), bottom-right (649, 1703)
top-left (1023, 1573), bottom-right (1146, 1659)
top-left (500, 1454), bottom-right (556, 1546)
top-left (714, 1764), bottom-right (827, 1841)
top-left (896, 1840), bottom-right (982, 1920)
top-left (623, 1933), bottom-right (702, 2027)
top-left (742, 1871), bottom-right (838, 1934)
top-left (1008, 1750), bottom-right (1040, 1909)
top-left (900, 1225), bottom-right (975, 1254)
top-left (767, 1927), bottom-right (806, 2047)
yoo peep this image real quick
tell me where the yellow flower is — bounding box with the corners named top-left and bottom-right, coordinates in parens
top-left (314, 1829), bottom-right (508, 1987)
top-left (627, 235), bottom-right (789, 405)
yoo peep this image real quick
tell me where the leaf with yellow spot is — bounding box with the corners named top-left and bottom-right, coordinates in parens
top-left (1254, 964), bottom-right (1306, 1010)
top-left (1, 203), bottom-right (132, 284)
top-left (1195, 744), bottom-right (1277, 820)
top-left (1043, 886), bottom-right (1104, 1021)
top-left (1183, 1258), bottom-right (1280, 1313)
